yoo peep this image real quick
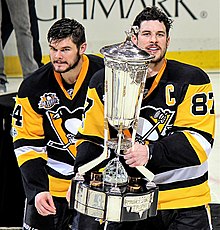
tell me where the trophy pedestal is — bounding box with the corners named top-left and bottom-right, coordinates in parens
top-left (70, 178), bottom-right (158, 222)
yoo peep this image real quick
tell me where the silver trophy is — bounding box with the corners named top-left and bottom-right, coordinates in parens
top-left (101, 27), bottom-right (155, 190)
top-left (70, 27), bottom-right (158, 225)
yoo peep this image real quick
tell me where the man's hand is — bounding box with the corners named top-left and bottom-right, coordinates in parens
top-left (35, 191), bottom-right (56, 216)
top-left (124, 142), bottom-right (149, 167)
top-left (66, 183), bottom-right (71, 203)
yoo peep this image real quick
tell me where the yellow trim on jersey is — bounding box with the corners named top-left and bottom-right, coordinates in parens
top-left (73, 55), bottom-right (89, 98)
top-left (54, 72), bottom-right (66, 96)
top-left (75, 139), bottom-right (84, 148)
top-left (12, 97), bottom-right (44, 142)
top-left (183, 131), bottom-right (208, 163)
top-left (48, 175), bottom-right (71, 197)
top-left (123, 129), bottom-right (132, 138)
top-left (78, 87), bottom-right (105, 138)
top-left (174, 83), bottom-right (215, 137)
top-left (12, 97), bottom-right (46, 166)
top-left (17, 152), bottom-right (48, 167)
top-left (158, 181), bottom-right (210, 210)
top-left (145, 59), bottom-right (167, 99)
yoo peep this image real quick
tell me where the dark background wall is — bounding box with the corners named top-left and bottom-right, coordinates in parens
top-left (0, 93), bottom-right (25, 227)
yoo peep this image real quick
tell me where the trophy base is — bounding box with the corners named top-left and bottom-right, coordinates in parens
top-left (70, 179), bottom-right (158, 222)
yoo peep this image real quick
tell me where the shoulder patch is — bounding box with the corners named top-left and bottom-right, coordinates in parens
top-left (11, 127), bottom-right (18, 138)
top-left (38, 93), bottom-right (59, 110)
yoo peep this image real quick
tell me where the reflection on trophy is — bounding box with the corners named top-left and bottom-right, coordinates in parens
top-left (70, 27), bottom-right (158, 227)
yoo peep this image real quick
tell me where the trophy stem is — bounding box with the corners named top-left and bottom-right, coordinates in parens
top-left (116, 127), bottom-right (123, 156)
top-left (114, 156), bottom-right (120, 188)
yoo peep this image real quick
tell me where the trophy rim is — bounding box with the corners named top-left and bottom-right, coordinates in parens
top-left (100, 42), bottom-right (154, 63)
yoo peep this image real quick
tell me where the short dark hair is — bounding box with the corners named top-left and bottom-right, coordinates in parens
top-left (133, 6), bottom-right (173, 36)
top-left (47, 18), bottom-right (86, 48)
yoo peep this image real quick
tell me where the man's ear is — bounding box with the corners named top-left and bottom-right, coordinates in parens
top-left (79, 42), bottom-right (87, 55)
top-left (167, 36), bottom-right (170, 47)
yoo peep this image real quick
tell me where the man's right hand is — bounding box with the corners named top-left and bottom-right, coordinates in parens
top-left (35, 191), bottom-right (56, 216)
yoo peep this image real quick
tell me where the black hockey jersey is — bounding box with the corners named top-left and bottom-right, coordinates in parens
top-left (12, 54), bottom-right (104, 203)
top-left (75, 59), bottom-right (215, 210)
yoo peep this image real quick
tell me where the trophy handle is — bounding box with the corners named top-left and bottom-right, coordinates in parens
top-left (136, 166), bottom-right (154, 182)
top-left (78, 147), bottom-right (108, 175)
top-left (129, 77), bottom-right (154, 182)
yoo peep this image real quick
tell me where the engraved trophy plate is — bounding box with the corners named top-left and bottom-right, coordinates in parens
top-left (74, 182), bottom-right (106, 219)
top-left (86, 206), bottom-right (105, 219)
top-left (87, 189), bottom-right (106, 210)
top-left (106, 195), bottom-right (123, 222)
top-left (75, 182), bottom-right (88, 204)
top-left (121, 193), bottom-right (153, 221)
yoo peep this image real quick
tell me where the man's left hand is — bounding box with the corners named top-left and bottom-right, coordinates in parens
top-left (124, 142), bottom-right (149, 167)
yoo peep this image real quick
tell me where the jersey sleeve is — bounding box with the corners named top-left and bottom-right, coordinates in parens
top-left (175, 81), bottom-right (214, 159)
top-left (12, 96), bottom-right (49, 204)
top-left (148, 78), bottom-right (215, 181)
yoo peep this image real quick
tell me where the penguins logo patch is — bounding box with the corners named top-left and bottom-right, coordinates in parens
top-left (46, 106), bottom-right (84, 158)
top-left (137, 106), bottom-right (175, 141)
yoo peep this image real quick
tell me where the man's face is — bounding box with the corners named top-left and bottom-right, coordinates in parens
top-left (132, 20), bottom-right (170, 63)
top-left (49, 37), bottom-right (81, 73)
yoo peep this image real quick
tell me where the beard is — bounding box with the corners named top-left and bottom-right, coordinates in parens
top-left (136, 39), bottom-right (168, 65)
top-left (150, 51), bottom-right (166, 63)
top-left (52, 51), bottom-right (81, 73)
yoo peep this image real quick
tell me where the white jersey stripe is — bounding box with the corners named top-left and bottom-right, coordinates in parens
top-left (184, 130), bottom-right (212, 157)
top-left (15, 146), bottom-right (47, 158)
top-left (47, 157), bottom-right (74, 176)
top-left (154, 160), bottom-right (208, 184)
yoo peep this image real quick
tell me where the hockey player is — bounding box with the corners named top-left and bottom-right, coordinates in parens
top-left (11, 18), bottom-right (104, 229)
top-left (72, 6), bottom-right (215, 230)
